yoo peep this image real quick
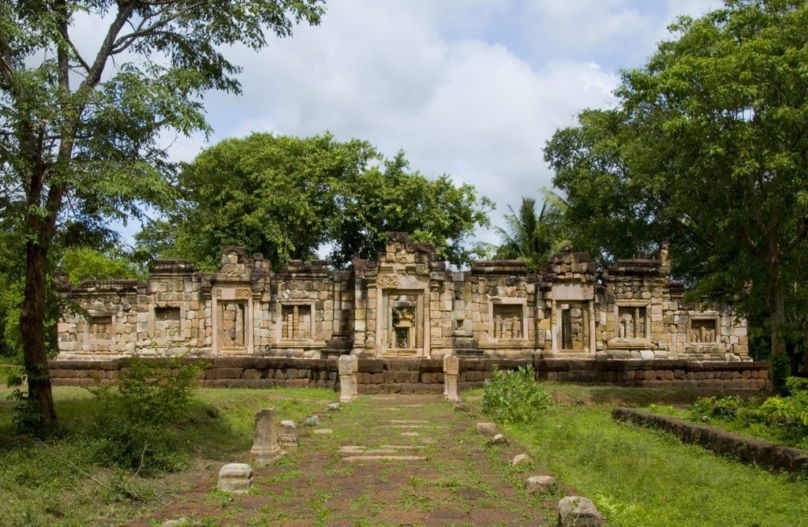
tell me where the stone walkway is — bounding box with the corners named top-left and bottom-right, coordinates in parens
top-left (134, 395), bottom-right (556, 526)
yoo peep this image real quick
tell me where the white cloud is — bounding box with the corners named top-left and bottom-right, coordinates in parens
top-left (152, 0), bottom-right (724, 248)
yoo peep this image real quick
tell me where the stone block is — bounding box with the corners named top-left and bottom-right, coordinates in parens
top-left (558, 496), bottom-right (604, 527)
top-left (217, 463), bottom-right (253, 494)
top-left (525, 475), bottom-right (556, 495)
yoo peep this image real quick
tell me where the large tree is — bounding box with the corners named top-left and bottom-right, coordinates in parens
top-left (0, 0), bottom-right (324, 431)
top-left (545, 0), bottom-right (808, 372)
top-left (137, 132), bottom-right (492, 270)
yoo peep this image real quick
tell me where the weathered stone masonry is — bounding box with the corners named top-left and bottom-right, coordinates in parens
top-left (56, 233), bottom-right (749, 362)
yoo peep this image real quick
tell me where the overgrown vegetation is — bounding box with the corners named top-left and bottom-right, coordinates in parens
top-left (491, 383), bottom-right (808, 527)
top-left (685, 377), bottom-right (808, 450)
top-left (481, 365), bottom-right (551, 423)
top-left (0, 384), bottom-right (333, 526)
top-left (86, 356), bottom-right (206, 474)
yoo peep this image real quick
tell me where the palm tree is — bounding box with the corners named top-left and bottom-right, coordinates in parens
top-left (494, 189), bottom-right (569, 271)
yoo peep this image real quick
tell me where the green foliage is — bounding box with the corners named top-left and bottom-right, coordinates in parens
top-left (688, 379), bottom-right (808, 449)
top-left (59, 247), bottom-right (144, 285)
top-left (756, 377), bottom-right (808, 448)
top-left (691, 396), bottom-right (744, 421)
top-left (136, 133), bottom-right (492, 270)
top-left (87, 356), bottom-right (205, 474)
top-left (481, 365), bottom-right (550, 423)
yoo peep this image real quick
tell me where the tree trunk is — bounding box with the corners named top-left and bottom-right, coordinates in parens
top-left (19, 238), bottom-right (57, 430)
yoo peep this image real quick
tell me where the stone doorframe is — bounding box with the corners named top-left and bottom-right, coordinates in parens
top-left (211, 285), bottom-right (254, 355)
top-left (550, 283), bottom-right (596, 355)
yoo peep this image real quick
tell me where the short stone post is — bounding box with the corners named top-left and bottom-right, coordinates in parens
top-left (250, 408), bottom-right (283, 466)
top-left (217, 463), bottom-right (253, 494)
top-left (350, 353), bottom-right (359, 397)
top-left (339, 355), bottom-right (354, 403)
top-left (443, 353), bottom-right (460, 401)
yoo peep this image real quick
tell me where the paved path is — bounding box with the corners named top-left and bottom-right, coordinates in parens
top-left (135, 395), bottom-right (553, 526)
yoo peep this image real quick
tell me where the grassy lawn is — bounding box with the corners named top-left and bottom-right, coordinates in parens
top-left (471, 384), bottom-right (808, 527)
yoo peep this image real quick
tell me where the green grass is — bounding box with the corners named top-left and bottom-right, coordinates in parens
top-left (481, 384), bottom-right (808, 527)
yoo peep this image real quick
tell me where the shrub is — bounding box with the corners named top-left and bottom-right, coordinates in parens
top-left (481, 365), bottom-right (550, 423)
top-left (691, 396), bottom-right (745, 421)
top-left (86, 355), bottom-right (205, 474)
top-left (756, 377), bottom-right (808, 447)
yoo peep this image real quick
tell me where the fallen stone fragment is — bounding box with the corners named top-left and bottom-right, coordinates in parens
top-left (454, 402), bottom-right (470, 412)
top-left (217, 463), bottom-right (253, 494)
top-left (558, 496), bottom-right (604, 527)
top-left (511, 453), bottom-right (534, 467)
top-left (327, 403), bottom-right (340, 411)
top-left (313, 428), bottom-right (333, 435)
top-left (278, 420), bottom-right (297, 450)
top-left (343, 455), bottom-right (426, 462)
top-left (526, 475), bottom-right (556, 495)
top-left (400, 432), bottom-right (420, 437)
top-left (161, 518), bottom-right (189, 527)
top-left (302, 415), bottom-right (321, 427)
top-left (488, 433), bottom-right (507, 446)
top-left (476, 422), bottom-right (500, 437)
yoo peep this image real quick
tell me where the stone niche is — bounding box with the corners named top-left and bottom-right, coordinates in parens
top-left (490, 303), bottom-right (526, 340)
top-left (87, 314), bottom-right (114, 343)
top-left (281, 304), bottom-right (313, 340)
top-left (690, 317), bottom-right (718, 343)
top-left (153, 306), bottom-right (182, 340)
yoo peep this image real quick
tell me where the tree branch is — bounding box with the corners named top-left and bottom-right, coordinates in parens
top-left (111, 1), bottom-right (210, 56)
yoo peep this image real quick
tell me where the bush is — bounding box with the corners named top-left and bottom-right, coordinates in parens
top-left (691, 396), bottom-right (745, 421)
top-left (86, 355), bottom-right (205, 474)
top-left (756, 377), bottom-right (808, 448)
top-left (481, 365), bottom-right (550, 423)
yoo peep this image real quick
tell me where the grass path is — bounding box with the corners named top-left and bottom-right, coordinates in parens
top-left (135, 395), bottom-right (555, 527)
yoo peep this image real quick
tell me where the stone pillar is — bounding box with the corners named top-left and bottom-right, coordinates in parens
top-left (350, 353), bottom-right (359, 397)
top-left (250, 408), bottom-right (283, 466)
top-left (443, 353), bottom-right (460, 401)
top-left (339, 354), bottom-right (354, 403)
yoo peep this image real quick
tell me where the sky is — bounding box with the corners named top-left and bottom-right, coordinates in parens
top-left (122, 0), bottom-right (723, 246)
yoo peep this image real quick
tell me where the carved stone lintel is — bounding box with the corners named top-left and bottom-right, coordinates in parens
top-left (221, 263), bottom-right (246, 278)
top-left (377, 274), bottom-right (399, 289)
top-left (235, 288), bottom-right (252, 299)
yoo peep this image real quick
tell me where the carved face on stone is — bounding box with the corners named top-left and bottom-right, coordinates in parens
top-left (227, 251), bottom-right (239, 264)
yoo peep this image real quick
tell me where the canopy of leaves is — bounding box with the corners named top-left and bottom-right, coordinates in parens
top-left (545, 0), bottom-right (808, 368)
top-left (137, 132), bottom-right (493, 270)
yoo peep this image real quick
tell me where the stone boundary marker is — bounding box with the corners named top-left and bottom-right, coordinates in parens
top-left (612, 407), bottom-right (808, 474)
top-left (250, 408), bottom-right (283, 466)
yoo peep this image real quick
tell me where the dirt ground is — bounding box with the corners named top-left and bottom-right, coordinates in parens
top-left (131, 395), bottom-right (565, 527)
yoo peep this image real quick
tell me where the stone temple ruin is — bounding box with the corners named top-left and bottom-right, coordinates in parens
top-left (55, 232), bottom-right (749, 362)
